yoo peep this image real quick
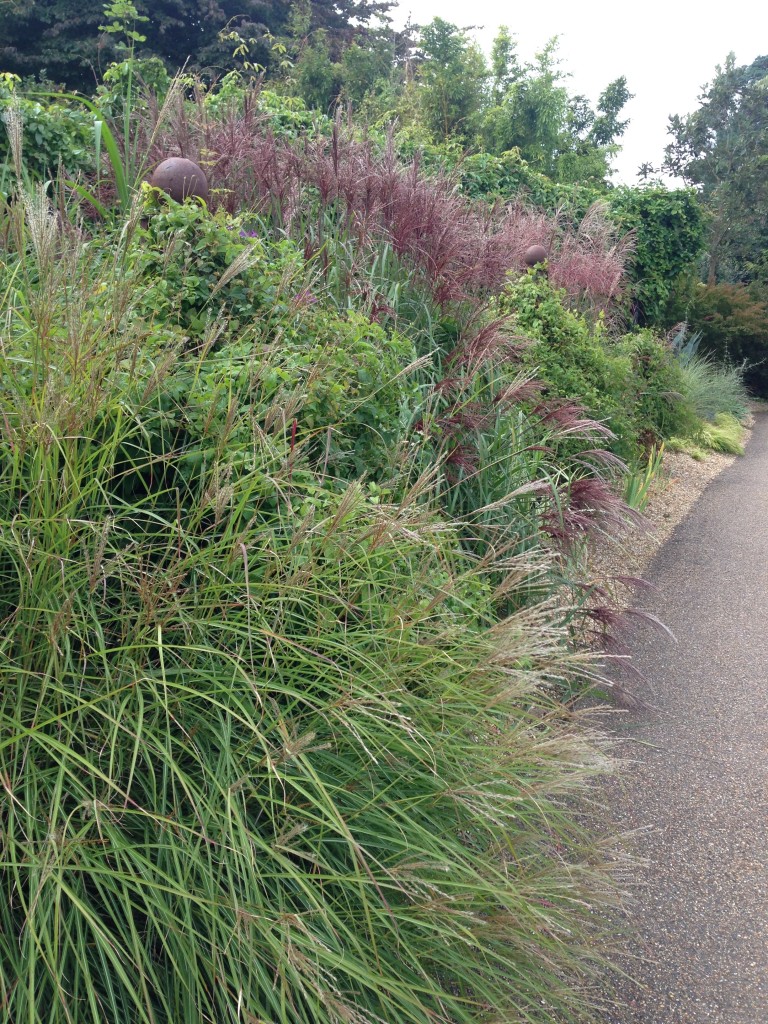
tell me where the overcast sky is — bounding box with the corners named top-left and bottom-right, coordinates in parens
top-left (391, 0), bottom-right (767, 183)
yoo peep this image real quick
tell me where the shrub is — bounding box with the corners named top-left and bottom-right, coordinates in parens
top-left (130, 195), bottom-right (295, 334)
top-left (95, 57), bottom-right (172, 118)
top-left (497, 275), bottom-right (708, 458)
top-left (129, 194), bottom-right (420, 479)
top-left (496, 273), bottom-right (638, 459)
top-left (204, 81), bottom-right (332, 137)
top-left (667, 281), bottom-right (768, 395)
top-left (608, 185), bottom-right (706, 326)
top-left (616, 329), bottom-right (699, 442)
top-left (0, 72), bottom-right (95, 190)
top-left (456, 149), bottom-right (600, 218)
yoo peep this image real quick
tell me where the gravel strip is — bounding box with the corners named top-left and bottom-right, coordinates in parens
top-left (595, 410), bottom-right (768, 1024)
top-left (592, 447), bottom-right (746, 584)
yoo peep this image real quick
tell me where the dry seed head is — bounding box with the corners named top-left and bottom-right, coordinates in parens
top-left (210, 243), bottom-right (262, 298)
top-left (202, 462), bottom-right (235, 523)
top-left (118, 193), bottom-right (148, 249)
top-left (21, 183), bottom-right (59, 274)
top-left (2, 98), bottom-right (23, 179)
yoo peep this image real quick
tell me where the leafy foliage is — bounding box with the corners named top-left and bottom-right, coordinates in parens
top-left (129, 194), bottom-right (419, 478)
top-left (415, 18), bottom-right (488, 142)
top-left (608, 185), bottom-right (706, 326)
top-left (293, 30), bottom-right (344, 111)
top-left (0, 73), bottom-right (95, 188)
top-left (664, 53), bottom-right (768, 285)
top-left (498, 274), bottom-right (697, 457)
top-left (479, 35), bottom-right (632, 185)
top-left (0, 0), bottom-right (396, 92)
top-left (1, 57), bottom-right (748, 1024)
top-left (617, 329), bottom-right (698, 441)
top-left (668, 281), bottom-right (768, 395)
top-left (499, 273), bottom-right (637, 458)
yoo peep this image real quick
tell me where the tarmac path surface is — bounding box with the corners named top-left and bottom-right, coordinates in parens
top-left (602, 410), bottom-right (768, 1024)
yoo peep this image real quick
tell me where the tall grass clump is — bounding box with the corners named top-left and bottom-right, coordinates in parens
top-left (697, 412), bottom-right (747, 454)
top-left (671, 326), bottom-right (749, 422)
top-left (0, 194), bottom-right (622, 1022)
top-left (660, 327), bottom-right (750, 456)
top-left (678, 351), bottom-right (749, 422)
top-left (416, 331), bottom-right (634, 572)
top-left (138, 82), bottom-right (633, 315)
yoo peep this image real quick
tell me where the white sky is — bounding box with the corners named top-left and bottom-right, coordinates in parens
top-left (391, 0), bottom-right (767, 183)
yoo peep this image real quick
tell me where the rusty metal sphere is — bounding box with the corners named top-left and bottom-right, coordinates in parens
top-left (523, 244), bottom-right (548, 267)
top-left (149, 158), bottom-right (209, 205)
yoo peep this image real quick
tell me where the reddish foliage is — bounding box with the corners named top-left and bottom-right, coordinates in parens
top-left (548, 203), bottom-right (634, 302)
top-left (153, 102), bottom-right (632, 310)
top-left (543, 474), bottom-right (642, 550)
top-left (148, 93), bottom-right (637, 554)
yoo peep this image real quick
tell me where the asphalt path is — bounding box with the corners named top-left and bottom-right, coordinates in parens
top-left (602, 410), bottom-right (768, 1024)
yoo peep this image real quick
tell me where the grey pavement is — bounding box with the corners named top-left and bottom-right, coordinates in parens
top-left (601, 410), bottom-right (768, 1024)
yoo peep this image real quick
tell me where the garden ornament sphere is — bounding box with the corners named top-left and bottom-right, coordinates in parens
top-left (523, 244), bottom-right (548, 267)
top-left (149, 158), bottom-right (209, 205)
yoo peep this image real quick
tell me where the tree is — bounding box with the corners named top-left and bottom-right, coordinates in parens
top-left (293, 30), bottom-right (342, 111)
top-left (489, 25), bottom-right (520, 106)
top-left (0, 0), bottom-right (395, 91)
top-left (416, 18), bottom-right (488, 142)
top-left (664, 54), bottom-right (768, 284)
top-left (480, 33), bottom-right (631, 186)
top-left (589, 77), bottom-right (631, 147)
top-left (295, 0), bottom-right (394, 58)
top-left (481, 37), bottom-right (569, 175)
top-left (340, 35), bottom-right (395, 106)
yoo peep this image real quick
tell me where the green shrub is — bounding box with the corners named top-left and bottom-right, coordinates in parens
top-left (497, 274), bottom-right (638, 458)
top-left (616, 328), bottom-right (699, 441)
top-left (608, 186), bottom-right (705, 326)
top-left (158, 311), bottom-right (418, 480)
top-left (131, 195), bottom-right (296, 334)
top-left (497, 275), bottom-right (710, 458)
top-left (130, 195), bottom-right (420, 478)
top-left (259, 87), bottom-right (333, 137)
top-left (0, 72), bottom-right (95, 190)
top-left (202, 79), bottom-right (325, 135)
top-left (457, 149), bottom-right (599, 216)
top-left (93, 57), bottom-right (172, 119)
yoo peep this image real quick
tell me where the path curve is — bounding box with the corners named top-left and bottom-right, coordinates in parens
top-left (603, 409), bottom-right (768, 1024)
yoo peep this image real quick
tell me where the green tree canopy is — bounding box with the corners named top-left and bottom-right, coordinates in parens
top-left (480, 31), bottom-right (632, 185)
top-left (414, 18), bottom-right (488, 142)
top-left (664, 53), bottom-right (768, 284)
top-left (0, 0), bottom-right (395, 91)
